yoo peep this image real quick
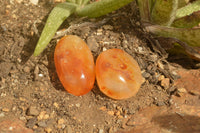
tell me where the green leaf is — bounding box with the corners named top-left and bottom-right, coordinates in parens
top-left (76, 0), bottom-right (134, 18)
top-left (67, 0), bottom-right (89, 5)
top-left (81, 0), bottom-right (90, 5)
top-left (146, 24), bottom-right (200, 47)
top-left (176, 0), bottom-right (200, 19)
top-left (177, 0), bottom-right (187, 8)
top-left (151, 0), bottom-right (177, 26)
top-left (172, 11), bottom-right (200, 28)
top-left (66, 0), bottom-right (76, 3)
top-left (34, 2), bottom-right (77, 56)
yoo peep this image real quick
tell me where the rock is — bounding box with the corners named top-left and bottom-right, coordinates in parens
top-left (174, 69), bottom-right (200, 95)
top-left (37, 111), bottom-right (49, 120)
top-left (53, 102), bottom-right (59, 108)
top-left (57, 119), bottom-right (65, 129)
top-left (0, 113), bottom-right (5, 117)
top-left (57, 119), bottom-right (65, 125)
top-left (103, 25), bottom-right (113, 30)
top-left (96, 29), bottom-right (103, 35)
top-left (37, 120), bottom-right (47, 128)
top-left (16, 0), bottom-right (23, 3)
top-left (103, 47), bottom-right (107, 51)
top-left (170, 93), bottom-right (200, 106)
top-left (99, 128), bottom-right (104, 133)
top-left (87, 36), bottom-right (99, 52)
top-left (142, 71), bottom-right (150, 78)
top-left (26, 118), bottom-right (37, 129)
top-left (2, 108), bottom-right (9, 112)
top-left (23, 66), bottom-right (31, 73)
top-left (177, 88), bottom-right (187, 93)
top-left (30, 0), bottom-right (38, 5)
top-left (75, 103), bottom-right (80, 108)
top-left (26, 106), bottom-right (39, 116)
top-left (45, 127), bottom-right (52, 133)
top-left (158, 75), bottom-right (165, 81)
top-left (0, 119), bottom-right (33, 133)
top-left (107, 111), bottom-right (114, 116)
top-left (120, 98), bottom-right (200, 133)
top-left (161, 78), bottom-right (170, 89)
top-left (34, 65), bottom-right (39, 81)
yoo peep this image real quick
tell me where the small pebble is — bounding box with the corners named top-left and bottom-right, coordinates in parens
top-left (138, 47), bottom-right (143, 53)
top-left (38, 73), bottom-right (44, 77)
top-left (2, 108), bottom-right (9, 112)
top-left (161, 78), bottom-right (170, 88)
top-left (45, 127), bottom-right (52, 133)
top-left (57, 119), bottom-right (65, 125)
top-left (99, 129), bottom-right (104, 133)
top-left (142, 71), bottom-right (150, 78)
top-left (38, 111), bottom-right (49, 120)
top-left (16, 0), bottom-right (23, 3)
top-left (53, 102), bottom-right (59, 108)
top-left (34, 65), bottom-right (39, 80)
top-left (26, 118), bottom-right (37, 128)
top-left (37, 120), bottom-right (47, 127)
top-left (87, 36), bottom-right (99, 52)
top-left (177, 88), bottom-right (187, 93)
top-left (158, 75), bottom-right (165, 81)
top-left (0, 113), bottom-right (5, 117)
top-left (97, 29), bottom-right (103, 35)
top-left (103, 47), bottom-right (107, 51)
top-left (30, 0), bottom-right (39, 5)
top-left (107, 111), bottom-right (114, 116)
top-left (23, 66), bottom-right (31, 73)
top-left (27, 106), bottom-right (39, 116)
top-left (103, 25), bottom-right (113, 30)
top-left (75, 103), bottom-right (80, 108)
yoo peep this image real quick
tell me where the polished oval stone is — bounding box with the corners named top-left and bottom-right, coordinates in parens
top-left (54, 35), bottom-right (95, 96)
top-left (96, 49), bottom-right (143, 99)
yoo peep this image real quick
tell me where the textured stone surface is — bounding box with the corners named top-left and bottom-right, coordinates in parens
top-left (174, 69), bottom-right (200, 95)
top-left (117, 93), bottom-right (200, 133)
top-left (0, 119), bottom-right (33, 133)
top-left (26, 106), bottom-right (39, 116)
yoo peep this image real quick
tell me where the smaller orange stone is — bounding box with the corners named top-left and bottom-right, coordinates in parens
top-left (54, 35), bottom-right (95, 96)
top-left (96, 49), bottom-right (143, 99)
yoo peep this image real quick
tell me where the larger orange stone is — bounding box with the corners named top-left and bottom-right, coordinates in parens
top-left (54, 35), bottom-right (95, 96)
top-left (96, 49), bottom-right (143, 99)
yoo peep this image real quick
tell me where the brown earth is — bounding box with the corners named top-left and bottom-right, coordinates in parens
top-left (0, 0), bottom-right (200, 133)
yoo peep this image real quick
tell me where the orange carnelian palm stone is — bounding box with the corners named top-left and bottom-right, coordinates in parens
top-left (96, 49), bottom-right (143, 99)
top-left (54, 35), bottom-right (95, 96)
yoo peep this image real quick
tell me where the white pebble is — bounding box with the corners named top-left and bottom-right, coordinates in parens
top-left (30, 0), bottom-right (39, 5)
top-left (38, 73), bottom-right (43, 77)
top-left (103, 47), bottom-right (107, 51)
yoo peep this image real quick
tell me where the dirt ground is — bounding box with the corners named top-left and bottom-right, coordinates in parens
top-left (0, 0), bottom-right (200, 133)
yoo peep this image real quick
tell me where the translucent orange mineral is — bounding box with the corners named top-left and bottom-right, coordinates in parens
top-left (54, 35), bottom-right (95, 96)
top-left (96, 49), bottom-right (143, 99)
